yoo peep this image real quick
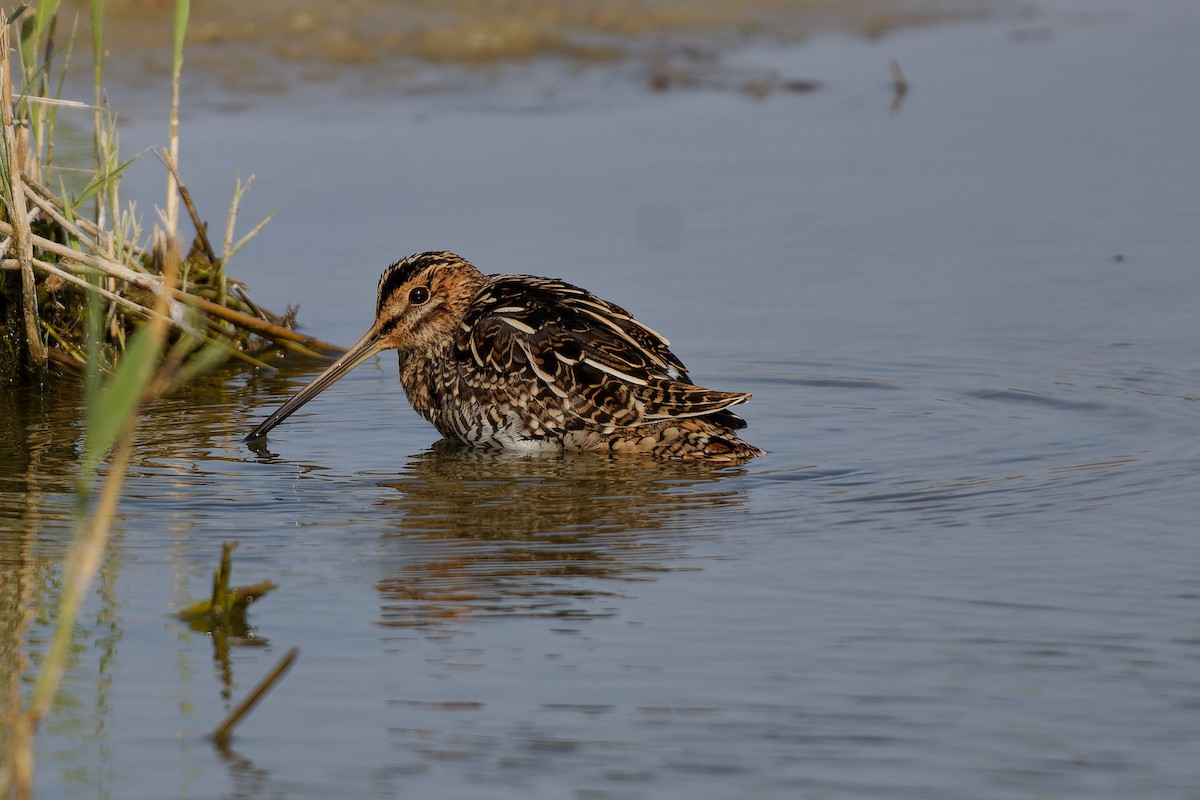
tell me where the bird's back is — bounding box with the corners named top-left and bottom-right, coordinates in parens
top-left (400, 273), bottom-right (763, 461)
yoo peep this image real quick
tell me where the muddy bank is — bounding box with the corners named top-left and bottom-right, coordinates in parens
top-left (79, 0), bottom-right (1002, 93)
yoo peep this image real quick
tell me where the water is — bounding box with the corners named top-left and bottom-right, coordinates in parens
top-left (3, 1), bottom-right (1200, 797)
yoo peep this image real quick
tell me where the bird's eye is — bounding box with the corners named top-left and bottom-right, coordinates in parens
top-left (408, 286), bottom-right (430, 305)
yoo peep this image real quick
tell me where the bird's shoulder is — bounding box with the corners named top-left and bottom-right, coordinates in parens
top-left (448, 275), bottom-right (749, 431)
top-left (455, 274), bottom-right (682, 380)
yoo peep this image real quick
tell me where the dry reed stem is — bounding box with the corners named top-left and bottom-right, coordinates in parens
top-left (0, 214), bottom-right (341, 355)
top-left (222, 174), bottom-right (250, 262)
top-left (1, 23), bottom-right (48, 367)
top-left (21, 173), bottom-right (142, 262)
top-left (21, 181), bottom-right (113, 253)
top-left (0, 9), bottom-right (339, 387)
top-left (164, 2), bottom-right (185, 241)
top-left (212, 646), bottom-right (300, 743)
top-left (172, 290), bottom-right (340, 355)
top-left (1, 256), bottom-right (283, 370)
top-left (0, 217), bottom-right (156, 287)
top-left (157, 148), bottom-right (220, 267)
top-left (0, 206), bottom-right (45, 256)
top-left (45, 348), bottom-right (81, 370)
top-left (160, 152), bottom-right (281, 325)
top-left (3, 255), bottom-right (190, 331)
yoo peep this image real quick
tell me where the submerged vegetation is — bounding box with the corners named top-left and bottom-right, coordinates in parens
top-left (176, 539), bottom-right (278, 635)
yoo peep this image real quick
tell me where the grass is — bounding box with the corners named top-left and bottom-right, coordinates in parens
top-left (0, 2), bottom-right (341, 381)
top-left (0, 2), bottom-right (318, 796)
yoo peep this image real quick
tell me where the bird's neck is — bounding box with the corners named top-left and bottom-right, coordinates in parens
top-left (397, 349), bottom-right (442, 422)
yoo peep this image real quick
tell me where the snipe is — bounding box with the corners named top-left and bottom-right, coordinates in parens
top-left (245, 252), bottom-right (763, 461)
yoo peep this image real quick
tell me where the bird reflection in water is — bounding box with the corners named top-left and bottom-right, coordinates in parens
top-left (372, 441), bottom-right (750, 629)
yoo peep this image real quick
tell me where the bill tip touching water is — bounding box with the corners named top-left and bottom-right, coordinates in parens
top-left (244, 251), bottom-right (763, 461)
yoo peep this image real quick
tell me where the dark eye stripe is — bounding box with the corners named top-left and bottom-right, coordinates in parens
top-left (378, 316), bottom-right (402, 338)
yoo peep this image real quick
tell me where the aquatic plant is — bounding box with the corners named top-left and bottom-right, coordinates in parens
top-left (0, 2), bottom-right (315, 796)
top-left (0, 1), bottom-right (340, 383)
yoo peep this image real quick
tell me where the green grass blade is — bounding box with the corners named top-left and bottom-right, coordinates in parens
top-left (82, 324), bottom-right (160, 472)
top-left (5, 5), bottom-right (31, 25)
top-left (74, 149), bottom-right (143, 207)
top-left (173, 0), bottom-right (190, 64)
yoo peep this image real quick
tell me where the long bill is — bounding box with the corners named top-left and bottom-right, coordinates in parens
top-left (243, 326), bottom-right (383, 442)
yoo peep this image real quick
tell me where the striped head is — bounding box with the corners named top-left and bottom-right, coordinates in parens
top-left (242, 251), bottom-right (486, 442)
top-left (374, 251), bottom-right (487, 358)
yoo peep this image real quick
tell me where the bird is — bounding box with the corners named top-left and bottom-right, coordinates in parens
top-left (245, 251), bottom-right (763, 461)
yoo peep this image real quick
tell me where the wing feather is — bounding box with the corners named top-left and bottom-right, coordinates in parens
top-left (451, 275), bottom-right (749, 436)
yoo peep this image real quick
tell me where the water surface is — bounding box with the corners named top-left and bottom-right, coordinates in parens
top-left (3, 1), bottom-right (1199, 797)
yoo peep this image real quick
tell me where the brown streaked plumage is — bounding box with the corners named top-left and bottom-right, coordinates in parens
top-left (245, 252), bottom-right (763, 462)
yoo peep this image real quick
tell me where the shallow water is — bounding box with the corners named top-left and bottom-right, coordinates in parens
top-left (4, 0), bottom-right (1200, 797)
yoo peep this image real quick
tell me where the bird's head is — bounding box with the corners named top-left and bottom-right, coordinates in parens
top-left (242, 251), bottom-right (484, 442)
top-left (373, 251), bottom-right (485, 358)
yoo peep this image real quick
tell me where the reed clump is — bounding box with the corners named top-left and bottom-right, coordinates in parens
top-left (0, 2), bottom-right (340, 384)
top-left (1, 3), bottom-right (318, 797)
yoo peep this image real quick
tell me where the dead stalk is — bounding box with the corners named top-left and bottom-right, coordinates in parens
top-left (1, 24), bottom-right (48, 366)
